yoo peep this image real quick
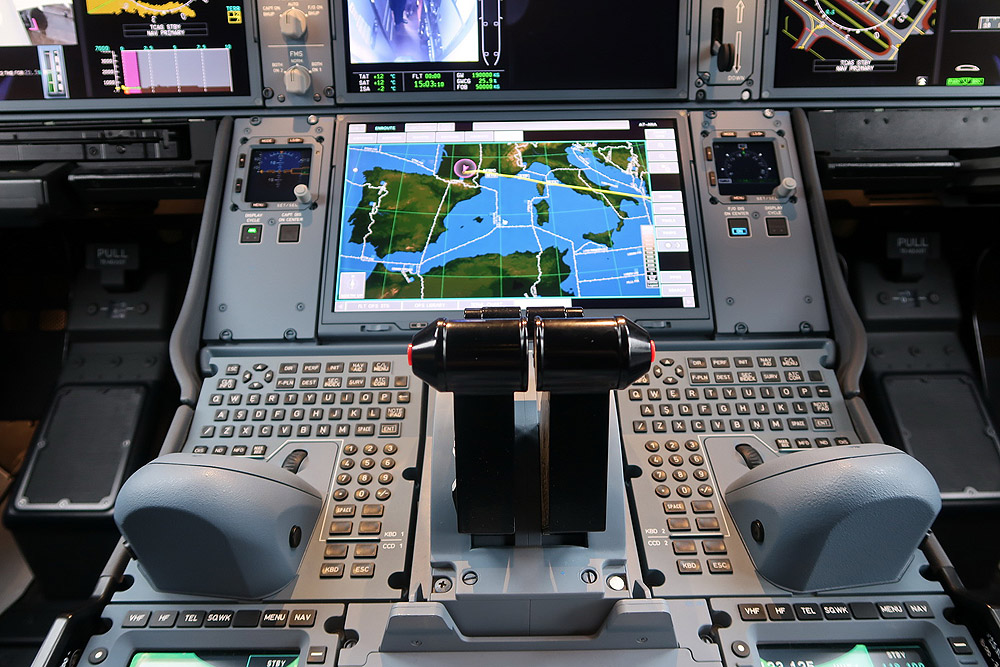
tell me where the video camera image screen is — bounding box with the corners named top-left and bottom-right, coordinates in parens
top-left (0, 0), bottom-right (250, 101)
top-left (774, 0), bottom-right (1000, 88)
top-left (342, 0), bottom-right (681, 94)
top-left (332, 118), bottom-right (697, 313)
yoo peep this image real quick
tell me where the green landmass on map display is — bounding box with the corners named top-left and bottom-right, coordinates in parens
top-left (364, 247), bottom-right (572, 299)
top-left (347, 167), bottom-right (480, 258)
top-left (519, 143), bottom-right (640, 220)
top-left (534, 199), bottom-right (550, 226)
top-left (592, 143), bottom-right (649, 178)
top-left (582, 230), bottom-right (615, 248)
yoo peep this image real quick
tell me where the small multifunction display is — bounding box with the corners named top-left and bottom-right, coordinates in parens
top-left (341, 0), bottom-right (680, 94)
top-left (0, 0), bottom-right (250, 101)
top-left (129, 653), bottom-right (299, 667)
top-left (758, 644), bottom-right (934, 667)
top-left (713, 142), bottom-right (780, 195)
top-left (245, 148), bottom-right (311, 202)
top-left (333, 118), bottom-right (697, 313)
top-left (774, 0), bottom-right (1000, 88)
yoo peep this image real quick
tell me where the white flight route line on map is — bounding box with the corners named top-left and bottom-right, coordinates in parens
top-left (786, 0), bottom-right (929, 62)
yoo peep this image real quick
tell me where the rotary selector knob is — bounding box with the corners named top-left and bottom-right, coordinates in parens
top-left (293, 183), bottom-right (313, 204)
top-left (776, 177), bottom-right (798, 198)
top-left (283, 65), bottom-right (312, 95)
top-left (279, 8), bottom-right (308, 39)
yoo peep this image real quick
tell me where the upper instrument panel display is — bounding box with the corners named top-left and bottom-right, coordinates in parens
top-left (338, 0), bottom-right (681, 98)
top-left (0, 0), bottom-right (251, 103)
top-left (773, 0), bottom-right (1000, 90)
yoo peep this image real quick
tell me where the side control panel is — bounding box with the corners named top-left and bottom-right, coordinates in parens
top-left (204, 117), bottom-right (333, 342)
top-left (691, 110), bottom-right (829, 335)
top-left (178, 353), bottom-right (422, 601)
top-left (257, 0), bottom-right (334, 105)
top-left (619, 346), bottom-right (857, 598)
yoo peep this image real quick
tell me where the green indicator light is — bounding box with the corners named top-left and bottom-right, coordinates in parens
top-left (946, 77), bottom-right (985, 87)
top-left (248, 227), bottom-right (258, 233)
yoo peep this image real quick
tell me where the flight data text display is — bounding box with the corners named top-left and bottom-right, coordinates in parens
top-left (774, 0), bottom-right (1000, 88)
top-left (341, 0), bottom-right (680, 94)
top-left (0, 0), bottom-right (251, 101)
top-left (333, 118), bottom-right (697, 313)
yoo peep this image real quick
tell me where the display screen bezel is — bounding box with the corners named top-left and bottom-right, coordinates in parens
top-left (329, 0), bottom-right (690, 104)
top-left (318, 111), bottom-right (713, 339)
top-left (760, 0), bottom-right (1000, 100)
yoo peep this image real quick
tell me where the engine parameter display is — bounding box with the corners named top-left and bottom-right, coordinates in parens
top-left (0, 0), bottom-right (251, 102)
top-left (245, 148), bottom-right (312, 203)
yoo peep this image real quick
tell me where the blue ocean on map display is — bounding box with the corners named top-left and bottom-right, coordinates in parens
top-left (338, 141), bottom-right (659, 300)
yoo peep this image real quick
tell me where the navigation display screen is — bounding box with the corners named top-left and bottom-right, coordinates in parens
top-left (341, 0), bottom-right (680, 95)
top-left (714, 142), bottom-right (780, 196)
top-left (332, 118), bottom-right (697, 313)
top-left (0, 0), bottom-right (250, 102)
top-left (758, 643), bottom-right (934, 667)
top-left (245, 149), bottom-right (312, 203)
top-left (773, 0), bottom-right (1000, 88)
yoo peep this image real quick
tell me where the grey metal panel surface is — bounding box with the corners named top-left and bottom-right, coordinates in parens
top-left (689, 109), bottom-right (829, 336)
top-left (203, 116), bottom-right (335, 342)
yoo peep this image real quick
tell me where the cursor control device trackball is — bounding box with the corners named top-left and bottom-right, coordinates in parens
top-left (114, 453), bottom-right (322, 599)
top-left (725, 443), bottom-right (941, 592)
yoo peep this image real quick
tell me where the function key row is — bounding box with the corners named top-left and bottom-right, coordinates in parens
top-left (225, 361), bottom-right (394, 375)
top-left (737, 600), bottom-right (934, 622)
top-left (659, 355), bottom-right (803, 370)
top-left (219, 376), bottom-right (409, 391)
top-left (208, 391), bottom-right (411, 407)
top-left (121, 608), bottom-right (318, 628)
top-left (199, 421), bottom-right (402, 438)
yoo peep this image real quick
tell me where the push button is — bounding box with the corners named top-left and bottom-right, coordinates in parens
top-left (122, 611), bottom-right (150, 628)
top-left (793, 603), bottom-right (821, 620)
top-left (728, 218), bottom-right (750, 237)
top-left (766, 603), bottom-right (794, 621)
top-left (905, 601), bottom-right (934, 618)
top-left (289, 609), bottom-right (316, 626)
top-left (306, 647), bottom-right (327, 664)
top-left (949, 637), bottom-right (974, 655)
top-left (240, 224), bottom-right (262, 244)
top-left (821, 603), bottom-right (851, 620)
top-left (877, 602), bottom-right (906, 619)
top-left (765, 217), bottom-right (789, 236)
top-left (738, 603), bottom-right (766, 621)
top-left (278, 224), bottom-right (301, 243)
top-left (261, 610), bottom-right (289, 627)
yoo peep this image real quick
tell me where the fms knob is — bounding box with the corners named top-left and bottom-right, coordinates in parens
top-left (293, 183), bottom-right (312, 204)
top-left (279, 8), bottom-right (308, 39)
top-left (776, 177), bottom-right (798, 198)
top-left (283, 65), bottom-right (312, 95)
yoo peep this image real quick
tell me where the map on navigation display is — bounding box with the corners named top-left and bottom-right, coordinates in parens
top-left (336, 139), bottom-right (658, 304)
